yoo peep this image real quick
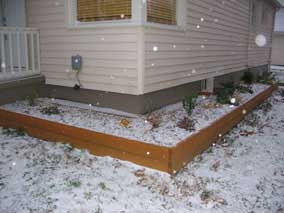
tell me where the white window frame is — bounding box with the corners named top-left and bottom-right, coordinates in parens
top-left (66, 0), bottom-right (187, 30)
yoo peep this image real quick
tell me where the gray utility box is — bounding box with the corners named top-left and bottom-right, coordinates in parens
top-left (71, 55), bottom-right (82, 71)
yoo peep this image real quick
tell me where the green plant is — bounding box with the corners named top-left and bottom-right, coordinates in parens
top-left (182, 93), bottom-right (198, 116)
top-left (40, 105), bottom-right (60, 115)
top-left (68, 180), bottom-right (81, 188)
top-left (2, 128), bottom-right (26, 137)
top-left (241, 71), bottom-right (254, 84)
top-left (215, 82), bottom-right (236, 105)
top-left (98, 182), bottom-right (106, 190)
top-left (236, 85), bottom-right (254, 94)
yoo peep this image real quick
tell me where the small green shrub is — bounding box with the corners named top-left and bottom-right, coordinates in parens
top-left (40, 106), bottom-right (60, 115)
top-left (216, 91), bottom-right (230, 105)
top-left (2, 128), bottom-right (26, 137)
top-left (182, 93), bottom-right (198, 116)
top-left (241, 71), bottom-right (254, 84)
top-left (236, 85), bottom-right (254, 94)
top-left (215, 82), bottom-right (236, 105)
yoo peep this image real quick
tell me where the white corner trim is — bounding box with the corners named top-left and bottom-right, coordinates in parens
top-left (177, 0), bottom-right (187, 29)
top-left (137, 27), bottom-right (145, 95)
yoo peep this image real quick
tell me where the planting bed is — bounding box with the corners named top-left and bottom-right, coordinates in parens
top-left (0, 84), bottom-right (276, 173)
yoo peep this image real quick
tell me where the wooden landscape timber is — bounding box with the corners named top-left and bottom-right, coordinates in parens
top-left (0, 85), bottom-right (277, 174)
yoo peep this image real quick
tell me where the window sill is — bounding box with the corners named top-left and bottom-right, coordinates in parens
top-left (67, 20), bottom-right (139, 29)
top-left (67, 20), bottom-right (185, 32)
top-left (143, 22), bottom-right (186, 32)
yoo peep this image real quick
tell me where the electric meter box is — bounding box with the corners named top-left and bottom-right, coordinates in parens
top-left (71, 55), bottom-right (82, 71)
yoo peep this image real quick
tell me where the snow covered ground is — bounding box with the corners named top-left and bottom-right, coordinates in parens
top-left (0, 84), bottom-right (268, 147)
top-left (0, 89), bottom-right (284, 212)
top-left (271, 65), bottom-right (284, 83)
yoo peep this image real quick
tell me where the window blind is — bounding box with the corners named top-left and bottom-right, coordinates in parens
top-left (147, 0), bottom-right (176, 25)
top-left (77, 0), bottom-right (132, 22)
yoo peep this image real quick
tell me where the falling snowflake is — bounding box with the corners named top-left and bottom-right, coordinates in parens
top-left (153, 46), bottom-right (158, 52)
top-left (230, 98), bottom-right (236, 104)
top-left (255, 34), bottom-right (267, 47)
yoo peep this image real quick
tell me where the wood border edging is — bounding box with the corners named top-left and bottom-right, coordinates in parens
top-left (0, 85), bottom-right (277, 174)
top-left (169, 85), bottom-right (277, 173)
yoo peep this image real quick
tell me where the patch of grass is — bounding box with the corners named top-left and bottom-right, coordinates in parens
top-left (68, 180), bottom-right (81, 188)
top-left (182, 92), bottom-right (198, 116)
top-left (2, 128), bottom-right (26, 137)
top-left (63, 143), bottom-right (74, 152)
top-left (84, 192), bottom-right (92, 200)
top-left (200, 190), bottom-right (213, 202)
top-left (40, 105), bottom-right (60, 115)
top-left (98, 182), bottom-right (106, 190)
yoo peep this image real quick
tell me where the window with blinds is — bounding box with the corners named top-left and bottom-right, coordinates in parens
top-left (77, 0), bottom-right (132, 22)
top-left (147, 0), bottom-right (177, 25)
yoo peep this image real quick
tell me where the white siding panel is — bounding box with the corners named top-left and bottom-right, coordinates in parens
top-left (27, 0), bottom-right (276, 95)
top-left (26, 0), bottom-right (139, 95)
top-left (144, 0), bottom-right (275, 93)
top-left (144, 0), bottom-right (251, 93)
top-left (248, 1), bottom-right (276, 67)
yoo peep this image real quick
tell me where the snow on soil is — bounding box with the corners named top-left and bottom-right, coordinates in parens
top-left (271, 65), bottom-right (284, 83)
top-left (0, 84), bottom-right (268, 147)
top-left (0, 88), bottom-right (284, 213)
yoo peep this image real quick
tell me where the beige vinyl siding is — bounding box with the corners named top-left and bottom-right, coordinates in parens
top-left (144, 0), bottom-right (275, 93)
top-left (26, 0), bottom-right (140, 95)
top-left (248, 0), bottom-right (276, 67)
top-left (26, 0), bottom-right (277, 96)
top-left (271, 34), bottom-right (284, 65)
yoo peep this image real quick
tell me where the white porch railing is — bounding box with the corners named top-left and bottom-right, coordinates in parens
top-left (0, 27), bottom-right (40, 82)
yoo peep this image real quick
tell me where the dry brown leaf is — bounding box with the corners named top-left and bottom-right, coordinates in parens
top-left (119, 119), bottom-right (131, 128)
top-left (134, 169), bottom-right (145, 177)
